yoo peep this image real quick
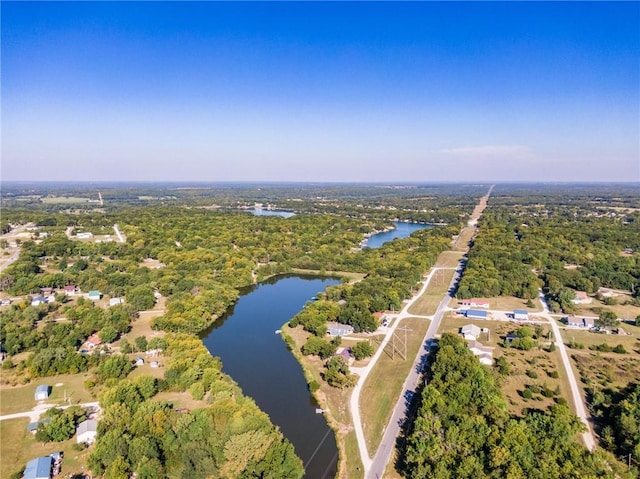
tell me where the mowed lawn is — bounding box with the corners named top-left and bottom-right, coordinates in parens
top-left (0, 417), bottom-right (93, 478)
top-left (559, 323), bottom-right (640, 352)
top-left (434, 250), bottom-right (464, 268)
top-left (0, 374), bottom-right (94, 415)
top-left (360, 316), bottom-right (430, 453)
top-left (407, 268), bottom-right (456, 317)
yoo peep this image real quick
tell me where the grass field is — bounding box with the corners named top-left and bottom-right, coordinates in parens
top-left (41, 196), bottom-right (90, 204)
top-left (559, 325), bottom-right (640, 352)
top-left (407, 268), bottom-right (456, 316)
top-left (434, 250), bottom-right (464, 268)
top-left (0, 417), bottom-right (93, 478)
top-left (0, 374), bottom-right (94, 415)
top-left (571, 297), bottom-right (640, 322)
top-left (360, 316), bottom-right (430, 453)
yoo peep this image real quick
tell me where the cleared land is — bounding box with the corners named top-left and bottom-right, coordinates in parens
top-left (434, 250), bottom-right (464, 268)
top-left (559, 323), bottom-right (640, 352)
top-left (407, 268), bottom-right (456, 316)
top-left (360, 316), bottom-right (431, 453)
top-left (570, 297), bottom-right (640, 322)
top-left (0, 374), bottom-right (94, 415)
top-left (290, 268), bottom-right (366, 284)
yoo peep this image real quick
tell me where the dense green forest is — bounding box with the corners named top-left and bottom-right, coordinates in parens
top-left (0, 188), bottom-right (469, 478)
top-left (400, 334), bottom-right (634, 479)
top-left (456, 206), bottom-right (640, 311)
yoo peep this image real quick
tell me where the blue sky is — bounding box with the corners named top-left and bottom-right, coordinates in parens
top-left (2, 1), bottom-right (638, 182)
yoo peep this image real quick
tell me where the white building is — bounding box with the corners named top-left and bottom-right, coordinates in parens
top-left (460, 324), bottom-right (482, 341)
top-left (76, 419), bottom-right (98, 445)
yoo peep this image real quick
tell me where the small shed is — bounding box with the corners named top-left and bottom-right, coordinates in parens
top-left (464, 309), bottom-right (488, 320)
top-left (24, 456), bottom-right (53, 479)
top-left (88, 290), bottom-right (101, 301)
top-left (513, 309), bottom-right (529, 320)
top-left (135, 357), bottom-right (144, 366)
top-left (34, 385), bottom-right (50, 401)
top-left (76, 419), bottom-right (98, 445)
top-left (109, 297), bottom-right (124, 307)
top-left (327, 322), bottom-right (355, 337)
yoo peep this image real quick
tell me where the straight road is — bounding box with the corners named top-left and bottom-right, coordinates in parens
top-left (537, 291), bottom-right (596, 451)
top-left (366, 268), bottom-right (461, 479)
top-left (360, 185), bottom-right (494, 478)
top-left (0, 401), bottom-right (100, 423)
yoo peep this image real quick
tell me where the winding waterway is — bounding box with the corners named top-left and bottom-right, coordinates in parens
top-left (200, 224), bottom-right (431, 477)
top-left (201, 275), bottom-right (340, 479)
top-left (362, 221), bottom-right (432, 249)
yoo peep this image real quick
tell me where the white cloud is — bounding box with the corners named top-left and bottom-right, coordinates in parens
top-left (439, 145), bottom-right (533, 160)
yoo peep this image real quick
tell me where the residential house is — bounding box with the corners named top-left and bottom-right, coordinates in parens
top-left (23, 456), bottom-right (53, 479)
top-left (34, 385), bottom-right (50, 401)
top-left (460, 299), bottom-right (490, 309)
top-left (572, 291), bottom-right (592, 304)
top-left (335, 347), bottom-right (353, 365)
top-left (64, 285), bottom-right (78, 296)
top-left (598, 287), bottom-right (621, 298)
top-left (109, 297), bottom-right (124, 307)
top-left (84, 333), bottom-right (102, 349)
top-left (327, 322), bottom-right (355, 337)
top-left (76, 232), bottom-right (93, 239)
top-left (466, 340), bottom-right (494, 366)
top-left (464, 309), bottom-right (488, 320)
top-left (583, 317), bottom-right (596, 329)
top-left (565, 316), bottom-right (583, 327)
top-left (513, 309), bottom-right (529, 320)
top-left (31, 296), bottom-right (48, 307)
top-left (460, 324), bottom-right (482, 341)
top-left (76, 419), bottom-right (98, 445)
top-left (40, 287), bottom-right (53, 296)
top-left (88, 290), bottom-right (101, 301)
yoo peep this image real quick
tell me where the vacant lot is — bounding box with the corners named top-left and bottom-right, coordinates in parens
top-left (571, 297), bottom-right (640, 322)
top-left (360, 316), bottom-right (430, 453)
top-left (0, 374), bottom-right (94, 416)
top-left (408, 269), bottom-right (456, 316)
top-left (434, 250), bottom-right (464, 268)
top-left (41, 196), bottom-right (90, 204)
top-left (559, 324), bottom-right (640, 352)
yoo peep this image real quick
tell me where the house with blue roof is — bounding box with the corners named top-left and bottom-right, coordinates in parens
top-left (23, 456), bottom-right (52, 479)
top-left (465, 309), bottom-right (488, 319)
top-left (513, 309), bottom-right (529, 320)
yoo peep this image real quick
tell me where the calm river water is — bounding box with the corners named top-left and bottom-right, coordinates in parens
top-left (362, 221), bottom-right (432, 248)
top-left (201, 275), bottom-right (340, 479)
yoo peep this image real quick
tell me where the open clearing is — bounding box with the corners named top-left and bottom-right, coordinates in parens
top-left (0, 374), bottom-right (94, 415)
top-left (434, 250), bottom-right (464, 268)
top-left (407, 268), bottom-right (456, 316)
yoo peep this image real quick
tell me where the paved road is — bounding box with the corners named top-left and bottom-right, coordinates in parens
top-left (360, 185), bottom-right (494, 478)
top-left (537, 291), bottom-right (596, 451)
top-left (0, 249), bottom-right (21, 273)
top-left (366, 268), bottom-right (461, 479)
top-left (0, 401), bottom-right (100, 423)
top-left (113, 224), bottom-right (125, 243)
top-left (350, 268), bottom-right (441, 472)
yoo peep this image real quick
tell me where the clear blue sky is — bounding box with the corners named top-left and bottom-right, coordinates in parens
top-left (2, 1), bottom-right (639, 183)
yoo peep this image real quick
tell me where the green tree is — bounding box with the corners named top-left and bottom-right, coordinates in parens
top-left (351, 341), bottom-right (374, 360)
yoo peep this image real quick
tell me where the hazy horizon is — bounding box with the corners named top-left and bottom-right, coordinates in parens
top-left (2, 2), bottom-right (639, 183)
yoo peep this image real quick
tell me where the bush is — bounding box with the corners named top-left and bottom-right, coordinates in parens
top-left (308, 380), bottom-right (320, 393)
top-left (526, 370), bottom-right (538, 379)
top-left (548, 370), bottom-right (559, 379)
top-left (612, 344), bottom-right (627, 354)
top-left (189, 382), bottom-right (205, 401)
top-left (522, 388), bottom-right (533, 399)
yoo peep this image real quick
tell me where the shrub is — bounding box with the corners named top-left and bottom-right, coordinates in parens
top-left (522, 388), bottom-right (533, 399)
top-left (526, 370), bottom-right (538, 379)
